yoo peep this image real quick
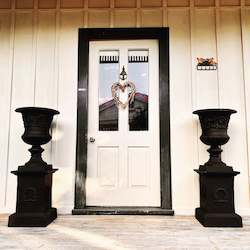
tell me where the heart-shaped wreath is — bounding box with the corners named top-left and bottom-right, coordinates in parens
top-left (111, 81), bottom-right (136, 109)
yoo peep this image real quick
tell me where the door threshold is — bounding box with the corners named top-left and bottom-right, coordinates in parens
top-left (72, 207), bottom-right (174, 215)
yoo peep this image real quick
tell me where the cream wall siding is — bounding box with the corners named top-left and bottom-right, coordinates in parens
top-left (168, 8), bottom-right (198, 213)
top-left (242, 9), bottom-right (250, 209)
top-left (0, 12), bottom-right (13, 211)
top-left (218, 8), bottom-right (250, 211)
top-left (0, 0), bottom-right (250, 214)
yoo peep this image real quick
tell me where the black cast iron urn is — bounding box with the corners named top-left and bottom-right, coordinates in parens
top-left (193, 109), bottom-right (242, 227)
top-left (8, 107), bottom-right (59, 227)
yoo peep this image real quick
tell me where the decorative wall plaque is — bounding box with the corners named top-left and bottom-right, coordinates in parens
top-left (197, 57), bottom-right (217, 70)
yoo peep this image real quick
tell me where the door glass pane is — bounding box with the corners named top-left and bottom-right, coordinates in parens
top-left (128, 50), bottom-right (149, 131)
top-left (99, 50), bottom-right (119, 131)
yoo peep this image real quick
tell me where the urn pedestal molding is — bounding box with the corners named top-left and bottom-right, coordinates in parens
top-left (8, 107), bottom-right (59, 227)
top-left (193, 109), bottom-right (242, 227)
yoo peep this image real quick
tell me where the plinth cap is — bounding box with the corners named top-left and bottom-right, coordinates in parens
top-left (16, 107), bottom-right (60, 115)
top-left (193, 108), bottom-right (236, 115)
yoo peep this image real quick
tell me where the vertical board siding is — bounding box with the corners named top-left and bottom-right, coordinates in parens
top-left (114, 10), bottom-right (137, 27)
top-left (88, 10), bottom-right (110, 28)
top-left (168, 9), bottom-right (197, 212)
top-left (0, 12), bottom-right (12, 210)
top-left (141, 9), bottom-right (163, 27)
top-left (218, 9), bottom-right (250, 209)
top-left (6, 11), bottom-right (35, 211)
top-left (35, 11), bottom-right (57, 163)
top-left (35, 11), bottom-right (57, 109)
top-left (194, 9), bottom-right (218, 109)
top-left (193, 8), bottom-right (219, 176)
top-left (242, 8), bottom-right (250, 201)
top-left (52, 11), bottom-right (83, 212)
top-left (0, 1), bottom-right (250, 214)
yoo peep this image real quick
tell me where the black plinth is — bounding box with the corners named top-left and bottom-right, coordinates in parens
top-left (193, 108), bottom-right (242, 227)
top-left (8, 107), bottom-right (59, 227)
top-left (194, 166), bottom-right (242, 227)
top-left (8, 165), bottom-right (58, 227)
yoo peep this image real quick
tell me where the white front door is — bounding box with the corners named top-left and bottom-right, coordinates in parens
top-left (86, 40), bottom-right (160, 206)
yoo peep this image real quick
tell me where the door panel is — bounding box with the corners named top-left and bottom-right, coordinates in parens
top-left (86, 40), bottom-right (160, 206)
top-left (98, 147), bottom-right (119, 187)
top-left (128, 147), bottom-right (150, 187)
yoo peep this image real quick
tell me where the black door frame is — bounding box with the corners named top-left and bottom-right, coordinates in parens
top-left (73, 28), bottom-right (172, 214)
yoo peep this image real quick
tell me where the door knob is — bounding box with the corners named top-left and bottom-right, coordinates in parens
top-left (89, 137), bottom-right (95, 143)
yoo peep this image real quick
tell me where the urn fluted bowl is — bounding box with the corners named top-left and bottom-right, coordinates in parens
top-left (193, 109), bottom-right (236, 146)
top-left (15, 107), bottom-right (59, 146)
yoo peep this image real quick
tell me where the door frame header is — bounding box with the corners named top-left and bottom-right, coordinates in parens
top-left (75, 28), bottom-right (172, 212)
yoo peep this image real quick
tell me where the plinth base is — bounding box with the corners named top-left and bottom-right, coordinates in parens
top-left (8, 208), bottom-right (57, 227)
top-left (195, 208), bottom-right (242, 227)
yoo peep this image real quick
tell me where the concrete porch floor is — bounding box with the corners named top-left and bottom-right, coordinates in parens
top-left (0, 215), bottom-right (250, 250)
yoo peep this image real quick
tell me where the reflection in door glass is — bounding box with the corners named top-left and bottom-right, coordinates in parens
top-left (128, 50), bottom-right (149, 131)
top-left (99, 51), bottom-right (119, 131)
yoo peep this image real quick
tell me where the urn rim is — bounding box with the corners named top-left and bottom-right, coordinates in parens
top-left (193, 108), bottom-right (237, 115)
top-left (15, 107), bottom-right (60, 115)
